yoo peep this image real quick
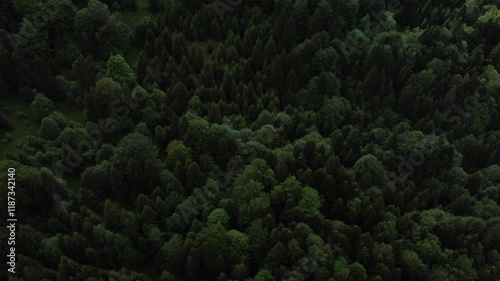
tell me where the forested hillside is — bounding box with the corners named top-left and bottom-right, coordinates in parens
top-left (1, 0), bottom-right (500, 280)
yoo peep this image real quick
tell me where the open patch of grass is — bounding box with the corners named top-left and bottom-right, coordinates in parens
top-left (120, 10), bottom-right (153, 29)
top-left (126, 47), bottom-right (141, 68)
top-left (0, 98), bottom-right (39, 159)
top-left (120, 10), bottom-right (153, 67)
top-left (0, 98), bottom-right (84, 159)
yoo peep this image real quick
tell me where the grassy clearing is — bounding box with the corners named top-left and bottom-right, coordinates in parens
top-left (121, 10), bottom-right (153, 67)
top-left (1, 98), bottom-right (84, 192)
top-left (0, 98), bottom-right (84, 159)
top-left (126, 47), bottom-right (141, 68)
top-left (121, 10), bottom-right (153, 29)
top-left (0, 98), bottom-right (39, 159)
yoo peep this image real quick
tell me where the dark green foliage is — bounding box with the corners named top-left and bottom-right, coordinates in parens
top-left (74, 0), bottom-right (132, 58)
top-left (111, 132), bottom-right (161, 194)
top-left (352, 154), bottom-right (386, 189)
top-left (5, 0), bottom-right (500, 280)
top-left (31, 94), bottom-right (55, 121)
top-left (39, 117), bottom-right (61, 139)
top-left (84, 77), bottom-right (123, 121)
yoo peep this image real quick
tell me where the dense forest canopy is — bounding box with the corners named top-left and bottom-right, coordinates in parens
top-left (1, 0), bottom-right (500, 280)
